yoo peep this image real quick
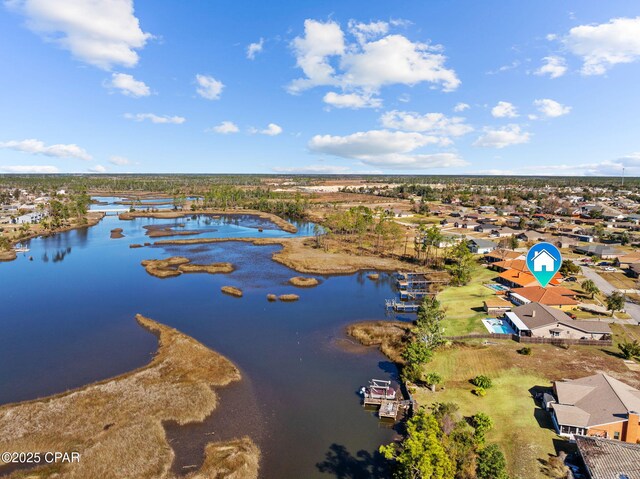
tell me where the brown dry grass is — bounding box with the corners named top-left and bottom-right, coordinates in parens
top-left (221, 286), bottom-right (243, 297)
top-left (153, 237), bottom-right (415, 275)
top-left (0, 250), bottom-right (17, 262)
top-left (367, 273), bottom-right (380, 280)
top-left (278, 294), bottom-right (299, 302)
top-left (0, 315), bottom-right (259, 479)
top-left (288, 276), bottom-right (319, 287)
top-left (266, 294), bottom-right (277, 302)
top-left (129, 244), bottom-right (143, 249)
top-left (346, 321), bottom-right (412, 364)
top-left (110, 228), bottom-right (124, 239)
top-left (142, 257), bottom-right (234, 278)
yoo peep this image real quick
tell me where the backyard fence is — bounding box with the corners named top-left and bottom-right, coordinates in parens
top-left (445, 333), bottom-right (612, 347)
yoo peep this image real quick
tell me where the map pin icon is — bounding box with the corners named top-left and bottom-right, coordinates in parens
top-left (526, 242), bottom-right (563, 288)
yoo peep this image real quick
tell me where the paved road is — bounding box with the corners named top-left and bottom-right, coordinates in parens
top-left (579, 265), bottom-right (640, 323)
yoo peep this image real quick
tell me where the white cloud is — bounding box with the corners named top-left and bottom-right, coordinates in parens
top-left (308, 129), bottom-right (468, 169)
top-left (0, 138), bottom-right (92, 160)
top-left (473, 125), bottom-right (530, 148)
top-left (272, 164), bottom-right (353, 174)
top-left (533, 98), bottom-right (571, 118)
top-left (0, 165), bottom-right (60, 173)
top-left (6, 0), bottom-right (151, 69)
top-left (124, 113), bottom-right (185, 124)
top-left (453, 102), bottom-right (470, 112)
top-left (323, 91), bottom-right (382, 109)
top-left (562, 16), bottom-right (640, 75)
top-left (210, 121), bottom-right (239, 134)
top-left (109, 155), bottom-right (130, 166)
top-left (247, 38), bottom-right (264, 60)
top-left (288, 19), bottom-right (460, 100)
top-left (534, 56), bottom-right (567, 79)
top-left (348, 20), bottom-right (389, 44)
top-left (259, 123), bottom-right (283, 136)
top-left (195, 74), bottom-right (224, 100)
top-left (380, 110), bottom-right (473, 137)
top-left (491, 101), bottom-right (518, 118)
top-left (88, 164), bottom-right (107, 173)
top-left (105, 73), bottom-right (150, 97)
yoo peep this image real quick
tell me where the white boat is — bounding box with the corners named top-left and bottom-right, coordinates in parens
top-left (13, 247), bottom-right (30, 253)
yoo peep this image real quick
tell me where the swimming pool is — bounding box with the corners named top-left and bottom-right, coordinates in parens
top-left (485, 283), bottom-right (510, 293)
top-left (482, 318), bottom-right (516, 335)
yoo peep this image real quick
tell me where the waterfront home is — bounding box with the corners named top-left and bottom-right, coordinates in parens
top-left (550, 373), bottom-right (640, 442)
top-left (498, 268), bottom-right (563, 288)
top-left (468, 238), bottom-right (498, 254)
top-left (508, 286), bottom-right (578, 310)
top-left (575, 435), bottom-right (640, 479)
top-left (504, 303), bottom-right (611, 340)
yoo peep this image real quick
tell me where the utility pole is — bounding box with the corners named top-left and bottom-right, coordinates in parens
top-left (622, 167), bottom-right (625, 187)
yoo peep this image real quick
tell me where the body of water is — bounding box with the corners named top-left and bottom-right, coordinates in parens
top-left (0, 210), bottom-right (402, 478)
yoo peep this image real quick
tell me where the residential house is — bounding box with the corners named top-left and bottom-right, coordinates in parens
top-left (615, 252), bottom-right (640, 269)
top-left (508, 286), bottom-right (578, 310)
top-left (436, 234), bottom-right (464, 248)
top-left (550, 373), bottom-right (640, 442)
top-left (468, 238), bottom-right (498, 254)
top-left (490, 226), bottom-right (519, 238)
top-left (575, 435), bottom-right (640, 479)
top-left (498, 267), bottom-right (563, 288)
top-left (575, 244), bottom-right (623, 259)
top-left (504, 303), bottom-right (611, 340)
top-left (484, 249), bottom-right (524, 264)
top-left (627, 263), bottom-right (640, 279)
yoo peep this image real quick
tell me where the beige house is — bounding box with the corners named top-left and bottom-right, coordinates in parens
top-left (504, 303), bottom-right (611, 340)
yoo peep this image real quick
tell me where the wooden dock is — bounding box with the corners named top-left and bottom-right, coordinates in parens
top-left (385, 299), bottom-right (419, 312)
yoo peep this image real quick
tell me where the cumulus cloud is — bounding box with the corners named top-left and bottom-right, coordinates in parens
top-left (272, 164), bottom-right (353, 174)
top-left (246, 38), bottom-right (264, 59)
top-left (124, 113), bottom-right (185, 124)
top-left (473, 125), bottom-right (530, 148)
top-left (491, 101), bottom-right (518, 118)
top-left (308, 129), bottom-right (468, 169)
top-left (453, 102), bottom-right (470, 112)
top-left (109, 155), bottom-right (130, 166)
top-left (249, 123), bottom-right (283, 136)
top-left (0, 165), bottom-right (60, 173)
top-left (88, 164), bottom-right (107, 173)
top-left (0, 138), bottom-right (92, 160)
top-left (534, 56), bottom-right (567, 79)
top-left (210, 121), bottom-right (239, 134)
top-left (195, 74), bottom-right (224, 100)
top-left (323, 91), bottom-right (382, 109)
top-left (533, 98), bottom-right (571, 118)
top-left (380, 111), bottom-right (473, 137)
top-left (562, 16), bottom-right (640, 75)
top-left (6, 0), bottom-right (151, 69)
top-left (105, 73), bottom-right (150, 97)
top-left (288, 19), bottom-right (460, 105)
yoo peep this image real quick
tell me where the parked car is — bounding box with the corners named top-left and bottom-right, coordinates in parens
top-left (567, 312), bottom-right (577, 319)
top-left (602, 266), bottom-right (617, 272)
top-left (565, 276), bottom-right (578, 282)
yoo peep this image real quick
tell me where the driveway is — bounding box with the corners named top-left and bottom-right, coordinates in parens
top-left (579, 265), bottom-right (640, 324)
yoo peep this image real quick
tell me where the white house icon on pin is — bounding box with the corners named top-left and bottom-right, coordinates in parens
top-left (531, 249), bottom-right (556, 272)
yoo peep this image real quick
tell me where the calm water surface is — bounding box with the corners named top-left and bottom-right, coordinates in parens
top-left (0, 211), bottom-right (405, 478)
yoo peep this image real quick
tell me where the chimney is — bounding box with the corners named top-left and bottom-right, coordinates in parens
top-left (531, 310), bottom-right (536, 317)
top-left (626, 411), bottom-right (639, 443)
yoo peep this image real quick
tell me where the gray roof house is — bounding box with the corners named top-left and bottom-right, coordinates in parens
top-left (574, 244), bottom-right (623, 259)
top-left (467, 238), bottom-right (498, 254)
top-left (504, 303), bottom-right (611, 340)
top-left (575, 435), bottom-right (640, 479)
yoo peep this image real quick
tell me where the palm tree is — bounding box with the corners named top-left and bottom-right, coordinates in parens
top-left (582, 279), bottom-right (600, 299)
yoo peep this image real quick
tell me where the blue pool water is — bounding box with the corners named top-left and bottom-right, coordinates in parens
top-left (483, 318), bottom-right (516, 335)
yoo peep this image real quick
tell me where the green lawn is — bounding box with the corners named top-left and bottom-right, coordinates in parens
top-left (437, 261), bottom-right (497, 336)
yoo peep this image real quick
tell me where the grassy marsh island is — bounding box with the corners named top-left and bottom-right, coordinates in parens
top-left (288, 276), bottom-right (319, 287)
top-left (0, 315), bottom-right (259, 479)
top-left (110, 228), bottom-right (124, 239)
top-left (221, 286), bottom-right (243, 297)
top-left (278, 294), bottom-right (300, 302)
top-left (141, 257), bottom-right (234, 278)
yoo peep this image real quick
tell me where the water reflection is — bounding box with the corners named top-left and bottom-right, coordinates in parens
top-left (316, 444), bottom-right (390, 479)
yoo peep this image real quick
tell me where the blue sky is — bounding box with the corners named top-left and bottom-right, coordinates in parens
top-left (0, 0), bottom-right (639, 175)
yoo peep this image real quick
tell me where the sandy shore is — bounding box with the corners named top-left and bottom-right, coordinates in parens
top-left (0, 315), bottom-right (259, 479)
top-left (119, 209), bottom-right (298, 234)
top-left (153, 237), bottom-right (414, 275)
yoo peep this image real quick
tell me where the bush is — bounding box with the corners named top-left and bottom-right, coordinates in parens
top-left (471, 375), bottom-right (493, 389)
top-left (618, 340), bottom-right (640, 360)
top-left (477, 444), bottom-right (509, 479)
top-left (473, 387), bottom-right (486, 397)
top-left (518, 347), bottom-right (532, 356)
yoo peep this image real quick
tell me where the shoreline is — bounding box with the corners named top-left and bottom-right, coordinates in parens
top-left (0, 315), bottom-right (259, 478)
top-left (119, 208), bottom-right (298, 234)
top-left (0, 211), bottom-right (105, 263)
